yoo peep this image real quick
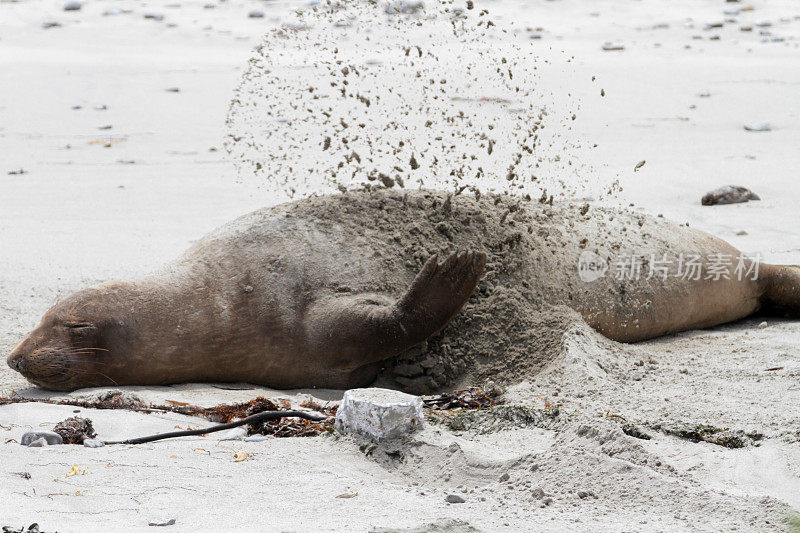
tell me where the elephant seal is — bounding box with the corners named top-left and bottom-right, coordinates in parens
top-left (7, 189), bottom-right (800, 392)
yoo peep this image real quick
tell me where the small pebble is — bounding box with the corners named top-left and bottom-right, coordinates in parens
top-left (743, 122), bottom-right (772, 132)
top-left (248, 10), bottom-right (264, 18)
top-left (83, 439), bottom-right (105, 448)
top-left (445, 494), bottom-right (465, 503)
top-left (63, 1), bottom-right (82, 11)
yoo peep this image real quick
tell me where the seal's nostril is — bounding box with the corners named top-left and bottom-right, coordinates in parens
top-left (8, 356), bottom-right (23, 373)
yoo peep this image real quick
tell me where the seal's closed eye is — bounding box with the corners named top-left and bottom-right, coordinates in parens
top-left (66, 323), bottom-right (94, 329)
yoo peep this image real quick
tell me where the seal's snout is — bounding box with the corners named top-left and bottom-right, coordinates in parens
top-left (7, 339), bottom-right (28, 373)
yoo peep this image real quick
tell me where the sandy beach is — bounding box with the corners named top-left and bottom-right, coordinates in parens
top-left (2, 0), bottom-right (800, 531)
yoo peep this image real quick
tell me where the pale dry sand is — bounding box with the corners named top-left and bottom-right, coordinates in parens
top-left (2, 0), bottom-right (800, 531)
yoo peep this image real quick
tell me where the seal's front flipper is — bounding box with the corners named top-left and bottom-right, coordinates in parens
top-left (303, 250), bottom-right (486, 372)
top-left (397, 250), bottom-right (487, 340)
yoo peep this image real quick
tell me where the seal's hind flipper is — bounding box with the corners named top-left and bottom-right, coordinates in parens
top-left (303, 250), bottom-right (486, 375)
top-left (761, 264), bottom-right (800, 318)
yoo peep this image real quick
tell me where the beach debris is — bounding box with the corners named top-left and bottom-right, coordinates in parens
top-left (621, 423), bottom-right (652, 440)
top-left (701, 185), bottom-right (760, 206)
top-left (336, 491), bottom-right (358, 498)
top-left (41, 22), bottom-right (62, 29)
top-left (653, 424), bottom-right (759, 448)
top-left (13, 472), bottom-right (31, 479)
top-left (1, 524), bottom-right (46, 533)
top-left (422, 386), bottom-right (501, 410)
top-left (7, 169), bottom-right (27, 175)
top-left (65, 464), bottom-right (89, 477)
top-left (233, 451), bottom-right (248, 462)
top-left (63, 1), bottom-right (81, 11)
top-left (143, 13), bottom-right (165, 21)
top-left (165, 87), bottom-right (180, 93)
top-left (83, 438), bottom-right (105, 448)
top-left (148, 518), bottom-right (176, 527)
top-left (634, 160), bottom-right (646, 172)
top-left (248, 10), bottom-right (264, 18)
top-left (743, 122), bottom-right (772, 132)
top-left (104, 409), bottom-right (326, 445)
top-left (335, 388), bottom-right (424, 441)
top-left (765, 366), bottom-right (784, 372)
top-left (53, 416), bottom-right (96, 444)
top-left (602, 43), bottom-right (625, 51)
top-left (20, 431), bottom-right (63, 446)
top-left (0, 393), bottom-right (335, 439)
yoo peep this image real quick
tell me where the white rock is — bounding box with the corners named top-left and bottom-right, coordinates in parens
top-left (83, 439), bottom-right (106, 448)
top-left (334, 388), bottom-right (424, 441)
top-left (218, 426), bottom-right (248, 441)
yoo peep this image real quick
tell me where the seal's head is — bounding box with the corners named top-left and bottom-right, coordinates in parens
top-left (7, 286), bottom-right (125, 391)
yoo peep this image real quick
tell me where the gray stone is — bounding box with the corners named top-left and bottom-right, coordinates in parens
top-left (83, 439), bottom-right (105, 448)
top-left (248, 10), bottom-right (264, 18)
top-left (701, 185), bottom-right (760, 206)
top-left (334, 388), bottom-right (424, 441)
top-left (27, 438), bottom-right (49, 447)
top-left (64, 1), bottom-right (82, 11)
top-left (445, 494), bottom-right (465, 503)
top-left (21, 431), bottom-right (63, 446)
